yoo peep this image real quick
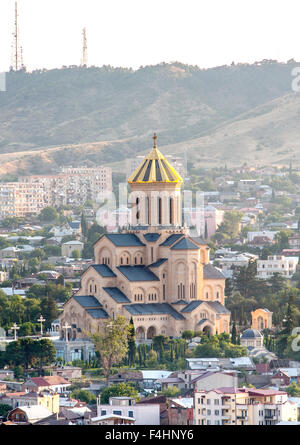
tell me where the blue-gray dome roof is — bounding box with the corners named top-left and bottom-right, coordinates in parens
top-left (241, 329), bottom-right (262, 339)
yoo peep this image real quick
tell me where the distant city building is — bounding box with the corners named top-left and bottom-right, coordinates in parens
top-left (257, 255), bottom-right (299, 278)
top-left (251, 308), bottom-right (273, 331)
top-left (194, 387), bottom-right (297, 425)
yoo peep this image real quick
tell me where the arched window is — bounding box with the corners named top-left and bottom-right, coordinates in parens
top-left (136, 197), bottom-right (140, 223)
top-left (169, 197), bottom-right (174, 224)
top-left (158, 197), bottom-right (162, 225)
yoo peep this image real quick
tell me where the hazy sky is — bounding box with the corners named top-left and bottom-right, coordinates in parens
top-left (1, 0), bottom-right (300, 72)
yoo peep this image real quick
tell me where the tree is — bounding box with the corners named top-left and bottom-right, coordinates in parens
top-left (182, 330), bottom-right (194, 340)
top-left (231, 321), bottom-right (237, 345)
top-left (71, 249), bottom-right (81, 259)
top-left (0, 404), bottom-right (13, 419)
top-left (100, 383), bottom-right (139, 404)
top-left (87, 316), bottom-right (130, 384)
top-left (71, 389), bottom-right (97, 404)
top-left (39, 207), bottom-right (58, 223)
top-left (162, 386), bottom-right (180, 397)
top-left (81, 212), bottom-right (88, 238)
top-left (286, 381), bottom-right (300, 397)
top-left (127, 318), bottom-right (136, 368)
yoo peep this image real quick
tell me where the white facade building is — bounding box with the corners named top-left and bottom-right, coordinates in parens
top-left (96, 397), bottom-right (160, 425)
top-left (257, 255), bottom-right (298, 279)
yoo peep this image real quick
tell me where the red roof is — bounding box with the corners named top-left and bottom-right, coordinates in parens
top-left (26, 376), bottom-right (70, 387)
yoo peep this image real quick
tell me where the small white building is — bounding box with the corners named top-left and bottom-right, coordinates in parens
top-left (257, 255), bottom-right (299, 278)
top-left (61, 240), bottom-right (84, 258)
top-left (96, 396), bottom-right (160, 425)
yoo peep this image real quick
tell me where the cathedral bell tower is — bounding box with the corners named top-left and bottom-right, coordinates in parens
top-left (128, 133), bottom-right (183, 227)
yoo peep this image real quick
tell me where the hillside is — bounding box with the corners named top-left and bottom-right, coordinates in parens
top-left (0, 60), bottom-right (299, 176)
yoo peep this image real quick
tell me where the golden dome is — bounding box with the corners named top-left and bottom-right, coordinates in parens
top-left (128, 133), bottom-right (183, 184)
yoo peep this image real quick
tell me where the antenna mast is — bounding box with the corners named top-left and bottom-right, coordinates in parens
top-left (81, 27), bottom-right (88, 67)
top-left (11, 1), bottom-right (24, 71)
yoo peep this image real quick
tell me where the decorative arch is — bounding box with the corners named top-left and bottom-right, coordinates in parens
top-left (203, 285), bottom-right (213, 300)
top-left (119, 251), bottom-right (131, 266)
top-left (133, 287), bottom-right (145, 302)
top-left (147, 287), bottom-right (159, 302)
top-left (147, 326), bottom-right (156, 339)
top-left (99, 247), bottom-right (112, 266)
top-left (134, 251), bottom-right (144, 265)
top-left (136, 326), bottom-right (145, 340)
top-left (176, 262), bottom-right (186, 299)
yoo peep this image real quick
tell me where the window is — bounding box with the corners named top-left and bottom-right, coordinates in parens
top-left (113, 410), bottom-right (122, 416)
top-left (214, 400), bottom-right (219, 405)
top-left (101, 410), bottom-right (107, 416)
top-left (128, 411), bottom-right (134, 418)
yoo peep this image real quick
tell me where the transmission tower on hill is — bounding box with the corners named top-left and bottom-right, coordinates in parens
top-left (10, 1), bottom-right (25, 71)
top-left (81, 27), bottom-right (88, 67)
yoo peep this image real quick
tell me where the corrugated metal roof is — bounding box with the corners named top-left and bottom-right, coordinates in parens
top-left (103, 287), bottom-right (131, 303)
top-left (117, 266), bottom-right (159, 282)
top-left (124, 303), bottom-right (185, 320)
top-left (105, 233), bottom-right (145, 247)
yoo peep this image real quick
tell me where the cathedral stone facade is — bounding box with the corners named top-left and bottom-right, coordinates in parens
top-left (59, 134), bottom-right (230, 341)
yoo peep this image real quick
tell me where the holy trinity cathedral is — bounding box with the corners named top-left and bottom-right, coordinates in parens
top-left (59, 134), bottom-right (230, 341)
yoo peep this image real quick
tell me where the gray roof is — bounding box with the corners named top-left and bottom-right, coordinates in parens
top-left (171, 300), bottom-right (189, 305)
top-left (105, 233), bottom-right (145, 247)
top-left (86, 308), bottom-right (109, 319)
top-left (241, 329), bottom-right (262, 339)
top-left (103, 287), bottom-right (131, 303)
top-left (181, 301), bottom-right (204, 313)
top-left (160, 234), bottom-right (184, 246)
top-left (73, 295), bottom-right (102, 309)
top-left (143, 233), bottom-right (161, 242)
top-left (171, 237), bottom-right (199, 250)
top-left (124, 303), bottom-right (185, 320)
top-left (203, 264), bottom-right (225, 279)
top-left (91, 264), bottom-right (117, 278)
top-left (196, 318), bottom-right (209, 326)
top-left (148, 258), bottom-right (168, 268)
top-left (117, 266), bottom-right (159, 282)
top-left (207, 301), bottom-right (231, 314)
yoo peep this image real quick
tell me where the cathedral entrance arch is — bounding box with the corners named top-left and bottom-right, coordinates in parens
top-left (147, 326), bottom-right (156, 339)
top-left (136, 326), bottom-right (145, 340)
top-left (203, 325), bottom-right (212, 336)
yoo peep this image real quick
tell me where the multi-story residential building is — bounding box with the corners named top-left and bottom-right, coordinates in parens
top-left (194, 387), bottom-right (297, 425)
top-left (18, 165), bottom-right (112, 210)
top-left (257, 255), bottom-right (299, 278)
top-left (289, 234), bottom-right (300, 249)
top-left (0, 182), bottom-right (46, 218)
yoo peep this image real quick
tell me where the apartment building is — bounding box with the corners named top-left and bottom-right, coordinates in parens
top-left (257, 255), bottom-right (299, 278)
top-left (0, 166), bottom-right (113, 219)
top-left (194, 387), bottom-right (297, 425)
top-left (0, 182), bottom-right (45, 218)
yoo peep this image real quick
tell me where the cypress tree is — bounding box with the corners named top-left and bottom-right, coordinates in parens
top-left (231, 321), bottom-right (237, 345)
top-left (127, 318), bottom-right (136, 368)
